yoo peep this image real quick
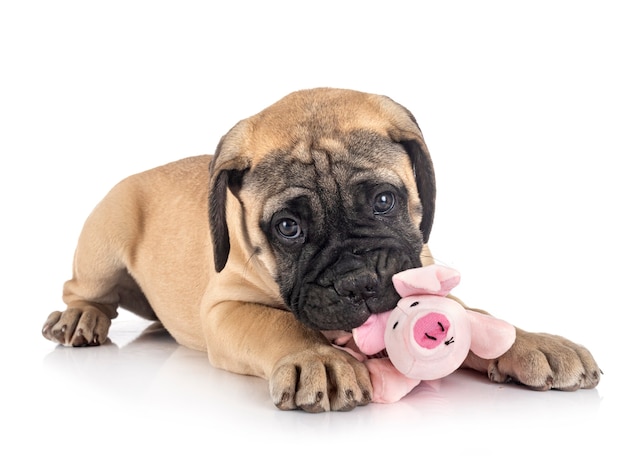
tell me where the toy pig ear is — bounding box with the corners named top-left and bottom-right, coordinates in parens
top-left (392, 264), bottom-right (461, 298)
top-left (466, 311), bottom-right (516, 359)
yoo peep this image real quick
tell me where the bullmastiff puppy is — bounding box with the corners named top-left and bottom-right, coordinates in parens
top-left (42, 88), bottom-right (601, 412)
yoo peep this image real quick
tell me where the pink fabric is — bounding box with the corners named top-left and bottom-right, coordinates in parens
top-left (364, 358), bottom-right (422, 404)
top-left (350, 264), bottom-right (516, 403)
top-left (414, 312), bottom-right (450, 349)
top-left (467, 310), bottom-right (516, 360)
top-left (392, 265), bottom-right (460, 298)
top-left (352, 311), bottom-right (389, 356)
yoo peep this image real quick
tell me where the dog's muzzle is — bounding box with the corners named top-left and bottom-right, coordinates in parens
top-left (289, 250), bottom-right (419, 331)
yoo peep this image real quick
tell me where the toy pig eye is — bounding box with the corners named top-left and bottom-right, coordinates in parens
top-left (392, 321), bottom-right (399, 330)
top-left (410, 301), bottom-right (419, 307)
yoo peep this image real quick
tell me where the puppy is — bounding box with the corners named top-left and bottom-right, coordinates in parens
top-left (42, 88), bottom-right (601, 412)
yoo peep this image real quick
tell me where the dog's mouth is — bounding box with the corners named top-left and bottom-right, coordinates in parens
top-left (294, 295), bottom-right (377, 331)
top-left (294, 283), bottom-right (387, 331)
top-left (288, 251), bottom-right (418, 331)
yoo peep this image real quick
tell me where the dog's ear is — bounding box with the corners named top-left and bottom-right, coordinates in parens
top-left (208, 121), bottom-right (251, 272)
top-left (375, 95), bottom-right (437, 244)
top-left (400, 137), bottom-right (436, 244)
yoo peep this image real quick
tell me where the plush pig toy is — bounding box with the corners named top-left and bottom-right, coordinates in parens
top-left (352, 264), bottom-right (516, 403)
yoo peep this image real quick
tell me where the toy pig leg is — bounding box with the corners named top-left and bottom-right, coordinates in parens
top-left (364, 358), bottom-right (422, 403)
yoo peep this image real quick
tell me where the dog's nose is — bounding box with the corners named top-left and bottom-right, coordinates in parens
top-left (334, 272), bottom-right (379, 301)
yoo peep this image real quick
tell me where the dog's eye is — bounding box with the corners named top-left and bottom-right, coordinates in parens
top-left (373, 191), bottom-right (395, 215)
top-left (276, 218), bottom-right (302, 239)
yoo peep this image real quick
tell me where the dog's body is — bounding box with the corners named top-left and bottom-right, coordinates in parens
top-left (43, 88), bottom-right (600, 412)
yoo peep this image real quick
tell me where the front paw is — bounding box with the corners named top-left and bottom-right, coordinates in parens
top-left (42, 306), bottom-right (111, 347)
top-left (488, 329), bottom-right (601, 391)
top-left (269, 345), bottom-right (373, 412)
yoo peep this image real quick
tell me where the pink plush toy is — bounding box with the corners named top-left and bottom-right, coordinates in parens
top-left (352, 264), bottom-right (516, 403)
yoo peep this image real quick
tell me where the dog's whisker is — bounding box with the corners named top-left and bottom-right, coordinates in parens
top-left (241, 252), bottom-right (259, 281)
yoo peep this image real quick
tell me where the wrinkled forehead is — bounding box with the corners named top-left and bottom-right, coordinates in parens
top-left (241, 130), bottom-right (414, 219)
top-left (237, 89), bottom-right (422, 165)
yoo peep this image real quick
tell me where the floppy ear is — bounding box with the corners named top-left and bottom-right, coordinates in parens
top-left (466, 310), bottom-right (516, 360)
top-left (392, 264), bottom-right (460, 298)
top-left (401, 138), bottom-right (436, 244)
top-left (377, 96), bottom-right (436, 244)
top-left (208, 122), bottom-right (251, 272)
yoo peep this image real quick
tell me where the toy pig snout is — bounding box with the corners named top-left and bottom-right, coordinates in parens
top-left (413, 312), bottom-right (452, 349)
top-left (384, 296), bottom-right (473, 380)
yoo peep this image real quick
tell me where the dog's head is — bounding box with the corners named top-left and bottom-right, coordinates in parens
top-left (208, 88), bottom-right (436, 331)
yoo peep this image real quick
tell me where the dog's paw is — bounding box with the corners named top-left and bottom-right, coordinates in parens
top-left (487, 329), bottom-right (601, 391)
top-left (269, 345), bottom-right (373, 412)
top-left (42, 306), bottom-right (111, 347)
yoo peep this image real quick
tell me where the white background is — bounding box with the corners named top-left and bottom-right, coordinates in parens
top-left (1, 1), bottom-right (624, 454)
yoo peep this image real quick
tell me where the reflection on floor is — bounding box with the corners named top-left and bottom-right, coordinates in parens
top-left (33, 313), bottom-right (609, 454)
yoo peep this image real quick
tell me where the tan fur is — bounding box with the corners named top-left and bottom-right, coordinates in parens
top-left (43, 88), bottom-right (600, 412)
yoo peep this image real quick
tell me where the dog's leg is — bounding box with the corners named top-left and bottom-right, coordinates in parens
top-left (42, 185), bottom-right (156, 347)
top-left (447, 295), bottom-right (601, 391)
top-left (462, 327), bottom-right (601, 391)
top-left (42, 262), bottom-right (120, 347)
top-left (201, 299), bottom-right (373, 412)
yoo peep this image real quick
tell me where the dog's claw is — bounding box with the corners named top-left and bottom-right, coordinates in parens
top-left (486, 330), bottom-right (601, 391)
top-left (42, 307), bottom-right (111, 348)
top-left (270, 345), bottom-right (373, 412)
